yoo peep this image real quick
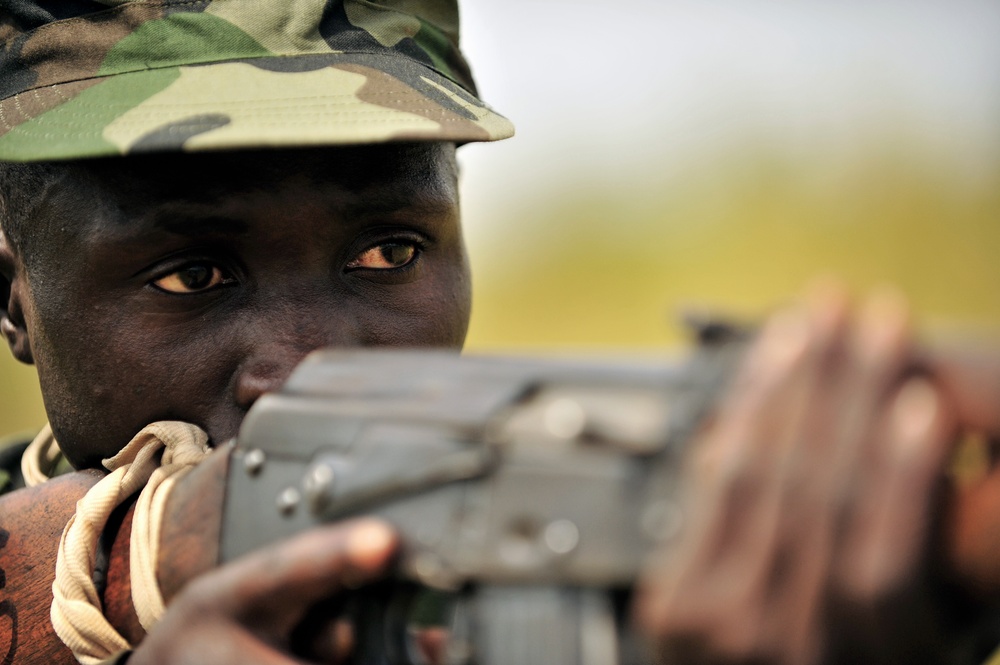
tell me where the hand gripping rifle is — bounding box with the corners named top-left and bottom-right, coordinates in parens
top-left (218, 328), bottom-right (745, 665)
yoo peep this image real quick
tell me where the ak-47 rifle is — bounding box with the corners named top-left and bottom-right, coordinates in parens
top-left (4, 325), bottom-right (1000, 665)
top-left (218, 326), bottom-right (747, 665)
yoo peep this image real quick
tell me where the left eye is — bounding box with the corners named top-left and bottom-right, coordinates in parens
top-left (347, 243), bottom-right (418, 270)
top-left (152, 263), bottom-right (235, 294)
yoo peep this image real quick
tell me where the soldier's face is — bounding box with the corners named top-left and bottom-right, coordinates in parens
top-left (7, 143), bottom-right (470, 469)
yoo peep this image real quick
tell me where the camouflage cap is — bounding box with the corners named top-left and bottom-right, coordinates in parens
top-left (0, 0), bottom-right (513, 162)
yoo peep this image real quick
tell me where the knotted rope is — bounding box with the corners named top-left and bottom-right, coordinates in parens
top-left (21, 423), bottom-right (63, 487)
top-left (48, 422), bottom-right (210, 665)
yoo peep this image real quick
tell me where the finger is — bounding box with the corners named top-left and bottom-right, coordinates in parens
top-left (646, 306), bottom-right (813, 609)
top-left (838, 377), bottom-right (954, 598)
top-left (925, 344), bottom-right (1000, 435)
top-left (702, 287), bottom-right (913, 662)
top-left (712, 281), bottom-right (852, 472)
top-left (785, 288), bottom-right (914, 577)
top-left (833, 287), bottom-right (914, 461)
top-left (638, 289), bottom-right (849, 650)
top-left (132, 614), bottom-right (302, 665)
top-left (185, 519), bottom-right (397, 634)
top-left (739, 290), bottom-right (923, 663)
top-left (706, 287), bottom-right (850, 567)
top-left (703, 304), bottom-right (813, 468)
top-left (655, 306), bottom-right (814, 579)
top-left (801, 288), bottom-right (914, 556)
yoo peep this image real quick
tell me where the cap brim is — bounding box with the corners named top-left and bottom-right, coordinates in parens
top-left (0, 51), bottom-right (514, 162)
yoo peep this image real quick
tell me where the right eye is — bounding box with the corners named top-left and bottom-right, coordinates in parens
top-left (151, 263), bottom-right (235, 294)
top-left (346, 242), bottom-right (420, 271)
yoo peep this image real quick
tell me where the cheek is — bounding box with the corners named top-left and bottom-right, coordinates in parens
top-left (435, 260), bottom-right (473, 346)
top-left (357, 254), bottom-right (472, 348)
top-left (26, 247), bottom-right (472, 468)
top-left (29, 302), bottom-right (242, 468)
top-left (29, 322), bottom-right (139, 467)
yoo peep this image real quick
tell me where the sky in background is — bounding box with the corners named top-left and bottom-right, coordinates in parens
top-left (459, 0), bottom-right (1000, 214)
top-left (454, 0), bottom-right (1000, 350)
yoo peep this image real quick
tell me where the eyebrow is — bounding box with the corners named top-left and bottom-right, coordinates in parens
top-left (151, 214), bottom-right (251, 237)
top-left (340, 195), bottom-right (456, 221)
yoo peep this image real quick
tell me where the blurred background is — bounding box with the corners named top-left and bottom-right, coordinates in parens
top-left (1, 0), bottom-right (998, 436)
top-left (460, 0), bottom-right (1000, 346)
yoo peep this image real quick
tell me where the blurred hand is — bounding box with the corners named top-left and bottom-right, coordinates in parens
top-left (130, 519), bottom-right (397, 665)
top-left (636, 285), bottom-right (963, 665)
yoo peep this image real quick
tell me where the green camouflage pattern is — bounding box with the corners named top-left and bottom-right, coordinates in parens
top-left (0, 0), bottom-right (513, 162)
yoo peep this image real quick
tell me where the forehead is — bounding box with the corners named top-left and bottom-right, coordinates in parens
top-left (25, 142), bottom-right (458, 250)
top-left (73, 142), bottom-right (455, 204)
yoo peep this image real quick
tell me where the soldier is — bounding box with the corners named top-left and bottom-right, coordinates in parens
top-left (0, 1), bottom-right (511, 663)
top-left (3, 3), bottom-right (998, 665)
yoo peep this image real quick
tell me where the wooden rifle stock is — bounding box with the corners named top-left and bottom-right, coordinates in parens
top-left (0, 471), bottom-right (102, 664)
top-left (0, 450), bottom-right (229, 664)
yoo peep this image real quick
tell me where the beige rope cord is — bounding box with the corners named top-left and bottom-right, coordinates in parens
top-left (49, 421), bottom-right (210, 665)
top-left (21, 423), bottom-right (64, 487)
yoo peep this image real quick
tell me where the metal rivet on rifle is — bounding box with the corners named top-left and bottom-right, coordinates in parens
top-left (410, 551), bottom-right (458, 590)
top-left (276, 487), bottom-right (301, 515)
top-left (304, 463), bottom-right (335, 513)
top-left (412, 551), bottom-right (442, 580)
top-left (243, 449), bottom-right (266, 476)
top-left (641, 499), bottom-right (683, 543)
top-left (544, 398), bottom-right (587, 439)
top-left (543, 519), bottom-right (580, 556)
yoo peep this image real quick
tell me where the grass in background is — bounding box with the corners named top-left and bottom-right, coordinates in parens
top-left (0, 354), bottom-right (44, 438)
top-left (466, 146), bottom-right (1000, 350)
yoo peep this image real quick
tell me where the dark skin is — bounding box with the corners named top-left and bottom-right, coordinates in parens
top-left (0, 142), bottom-right (465, 663)
top-left (637, 286), bottom-right (1000, 665)
top-left (1, 142), bottom-right (471, 469)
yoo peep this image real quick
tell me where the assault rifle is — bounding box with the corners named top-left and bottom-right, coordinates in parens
top-left (218, 326), bottom-right (744, 665)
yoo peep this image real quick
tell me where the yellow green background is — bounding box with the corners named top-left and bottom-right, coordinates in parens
top-left (2, 1), bottom-right (999, 438)
top-left (3, 144), bottom-right (997, 436)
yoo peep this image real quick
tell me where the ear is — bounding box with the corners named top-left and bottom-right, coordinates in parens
top-left (0, 229), bottom-right (33, 364)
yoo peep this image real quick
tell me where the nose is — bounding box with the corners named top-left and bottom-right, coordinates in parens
top-left (232, 300), bottom-right (361, 410)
